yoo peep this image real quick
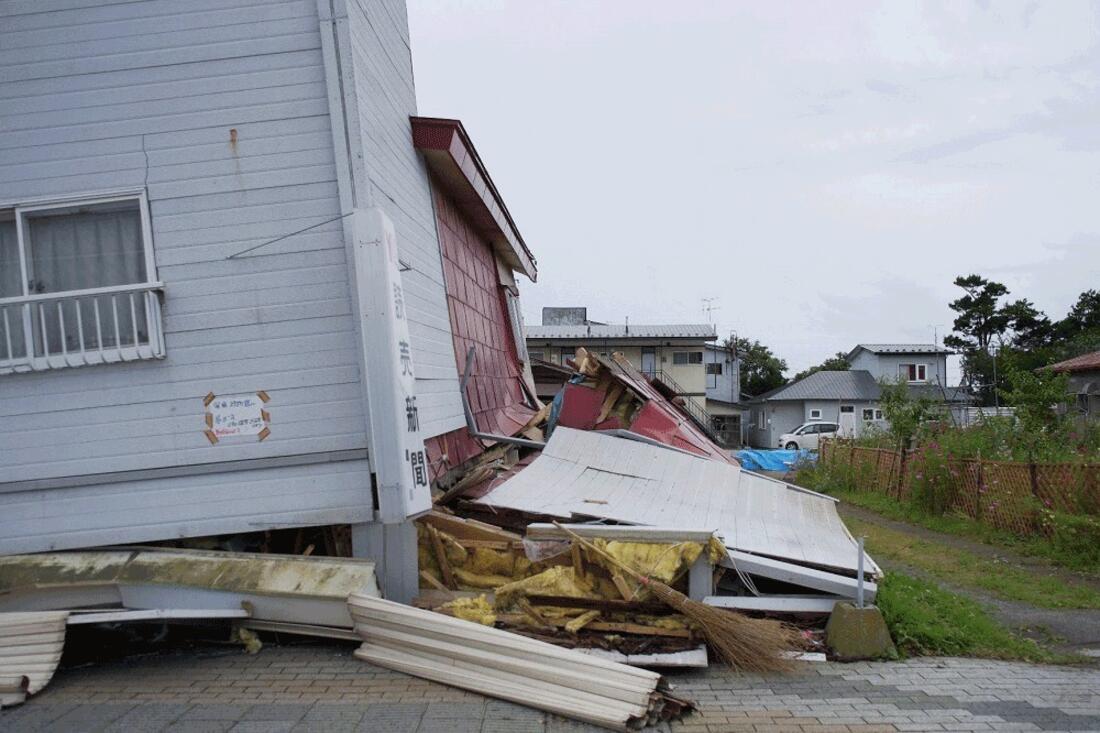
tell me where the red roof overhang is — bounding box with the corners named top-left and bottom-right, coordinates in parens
top-left (411, 117), bottom-right (537, 282)
top-left (1046, 349), bottom-right (1100, 373)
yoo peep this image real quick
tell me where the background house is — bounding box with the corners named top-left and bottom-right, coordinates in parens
top-left (704, 343), bottom-right (746, 447)
top-left (525, 307), bottom-right (743, 444)
top-left (526, 308), bottom-right (716, 411)
top-left (748, 371), bottom-right (884, 448)
top-left (1048, 350), bottom-right (1100, 419)
top-left (748, 343), bottom-right (971, 448)
top-left (0, 0), bottom-right (536, 603)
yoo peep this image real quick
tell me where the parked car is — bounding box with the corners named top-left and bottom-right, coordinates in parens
top-left (778, 422), bottom-right (839, 450)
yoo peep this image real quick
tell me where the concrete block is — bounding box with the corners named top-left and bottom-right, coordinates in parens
top-left (825, 602), bottom-right (897, 661)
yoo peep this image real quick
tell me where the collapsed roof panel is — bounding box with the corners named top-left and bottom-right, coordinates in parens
top-left (471, 427), bottom-right (879, 579)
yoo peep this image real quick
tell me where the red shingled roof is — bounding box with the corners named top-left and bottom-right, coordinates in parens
top-left (1047, 350), bottom-right (1100, 373)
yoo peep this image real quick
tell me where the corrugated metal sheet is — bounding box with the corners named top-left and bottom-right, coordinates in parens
top-left (0, 611), bottom-right (67, 700)
top-left (473, 427), bottom-right (878, 576)
top-left (526, 324), bottom-right (717, 340)
top-left (348, 593), bottom-right (683, 730)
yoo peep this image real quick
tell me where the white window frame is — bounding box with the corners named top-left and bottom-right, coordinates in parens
top-left (808, 408), bottom-right (822, 420)
top-left (705, 361), bottom-right (723, 375)
top-left (862, 408), bottom-right (875, 421)
top-left (0, 189), bottom-right (165, 375)
top-left (875, 408), bottom-right (884, 420)
top-left (899, 362), bottom-right (928, 382)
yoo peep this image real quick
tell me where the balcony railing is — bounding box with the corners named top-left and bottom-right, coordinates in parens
top-left (0, 282), bottom-right (166, 375)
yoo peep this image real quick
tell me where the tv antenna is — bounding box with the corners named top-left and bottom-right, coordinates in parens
top-left (701, 298), bottom-right (720, 322)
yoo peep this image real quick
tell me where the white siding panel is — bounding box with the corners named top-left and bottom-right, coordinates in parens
top-left (0, 459), bottom-right (374, 554)
top-left (342, 0), bottom-right (464, 437)
top-left (0, 1), bottom-right (370, 496)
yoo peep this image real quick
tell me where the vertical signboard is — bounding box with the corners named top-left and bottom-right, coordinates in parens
top-left (352, 208), bottom-right (432, 523)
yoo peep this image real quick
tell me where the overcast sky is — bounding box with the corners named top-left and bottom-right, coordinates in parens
top-left (407, 1), bottom-right (1100, 383)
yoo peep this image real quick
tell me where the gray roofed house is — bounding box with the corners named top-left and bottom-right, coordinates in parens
top-left (525, 324), bottom-right (717, 340)
top-left (747, 343), bottom-right (972, 448)
top-left (755, 370), bottom-right (881, 402)
top-left (847, 344), bottom-right (953, 358)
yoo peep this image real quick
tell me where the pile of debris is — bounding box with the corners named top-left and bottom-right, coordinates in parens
top-left (0, 348), bottom-right (882, 730)
top-left (415, 512), bottom-right (722, 662)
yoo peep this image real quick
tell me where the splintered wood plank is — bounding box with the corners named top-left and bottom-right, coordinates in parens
top-left (427, 526), bottom-right (456, 590)
top-left (597, 384), bottom-right (625, 423)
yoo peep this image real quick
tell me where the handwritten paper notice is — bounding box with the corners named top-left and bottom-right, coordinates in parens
top-left (202, 391), bottom-right (270, 444)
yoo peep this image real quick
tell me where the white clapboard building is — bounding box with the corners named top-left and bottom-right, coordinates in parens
top-left (0, 0), bottom-right (539, 602)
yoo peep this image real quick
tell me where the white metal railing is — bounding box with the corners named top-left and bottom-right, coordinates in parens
top-left (0, 282), bottom-right (165, 375)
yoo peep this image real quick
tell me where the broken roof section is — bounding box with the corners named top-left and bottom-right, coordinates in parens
top-left (472, 427), bottom-right (878, 579)
top-left (551, 349), bottom-right (736, 464)
top-left (411, 117), bottom-right (536, 281)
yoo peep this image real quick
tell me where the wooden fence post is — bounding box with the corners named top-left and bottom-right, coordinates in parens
top-left (895, 448), bottom-right (907, 500)
top-left (975, 454), bottom-right (984, 521)
top-left (1028, 459), bottom-right (1040, 501)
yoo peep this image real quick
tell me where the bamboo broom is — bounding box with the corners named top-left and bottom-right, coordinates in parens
top-left (552, 522), bottom-right (800, 673)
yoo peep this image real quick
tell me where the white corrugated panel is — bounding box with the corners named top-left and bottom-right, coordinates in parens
top-left (0, 611), bottom-right (68, 702)
top-left (473, 427), bottom-right (879, 576)
top-left (348, 593), bottom-right (687, 731)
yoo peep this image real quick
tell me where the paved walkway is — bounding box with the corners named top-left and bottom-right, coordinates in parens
top-left (3, 642), bottom-right (1100, 732)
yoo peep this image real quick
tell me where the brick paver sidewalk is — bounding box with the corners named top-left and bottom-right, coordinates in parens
top-left (2, 642), bottom-right (1098, 732)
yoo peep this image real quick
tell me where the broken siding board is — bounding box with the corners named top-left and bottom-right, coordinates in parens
top-left (347, 594), bottom-right (679, 730)
top-left (0, 612), bottom-right (68, 697)
top-left (723, 551), bottom-right (877, 601)
top-left (67, 609), bottom-right (251, 624)
top-left (703, 596), bottom-right (841, 614)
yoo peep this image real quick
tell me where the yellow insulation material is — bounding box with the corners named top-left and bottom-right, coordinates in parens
top-left (592, 539), bottom-right (703, 584)
top-left (441, 595), bottom-right (496, 626)
top-left (417, 523), bottom-right (536, 591)
top-left (495, 566), bottom-right (600, 608)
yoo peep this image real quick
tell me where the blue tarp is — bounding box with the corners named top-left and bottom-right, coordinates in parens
top-left (734, 448), bottom-right (815, 472)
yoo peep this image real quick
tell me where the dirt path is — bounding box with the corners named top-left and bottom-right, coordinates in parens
top-left (838, 503), bottom-right (1100, 656)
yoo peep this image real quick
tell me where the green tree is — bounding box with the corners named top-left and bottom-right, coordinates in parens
top-left (790, 351), bottom-right (849, 383)
top-left (727, 336), bottom-right (787, 397)
top-left (944, 275), bottom-right (1055, 406)
top-left (1052, 290), bottom-right (1100, 362)
top-left (878, 379), bottom-right (936, 450)
top-left (1000, 366), bottom-right (1069, 436)
top-left (1058, 289), bottom-right (1100, 336)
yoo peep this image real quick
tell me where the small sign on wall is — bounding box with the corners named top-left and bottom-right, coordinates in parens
top-left (203, 391), bottom-right (271, 444)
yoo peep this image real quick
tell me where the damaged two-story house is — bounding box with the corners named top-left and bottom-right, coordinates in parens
top-left (0, 0), bottom-right (538, 603)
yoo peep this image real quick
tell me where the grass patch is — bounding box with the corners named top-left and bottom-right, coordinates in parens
top-left (877, 572), bottom-right (1068, 662)
top-left (845, 516), bottom-right (1100, 609)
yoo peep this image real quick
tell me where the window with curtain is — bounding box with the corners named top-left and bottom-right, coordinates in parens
top-left (0, 194), bottom-right (162, 372)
